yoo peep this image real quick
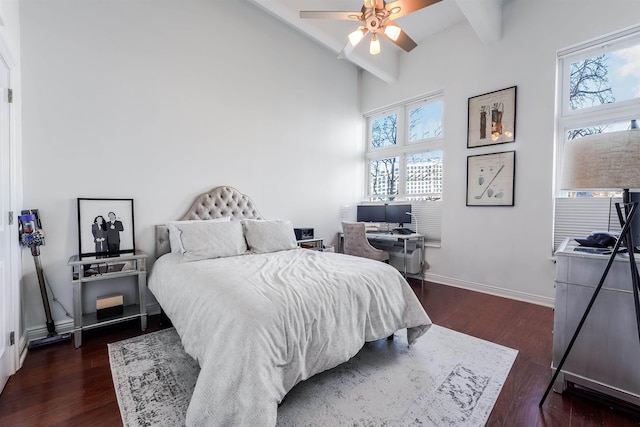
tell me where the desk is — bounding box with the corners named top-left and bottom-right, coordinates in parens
top-left (338, 232), bottom-right (425, 280)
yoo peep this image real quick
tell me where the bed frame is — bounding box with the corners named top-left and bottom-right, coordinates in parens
top-left (155, 186), bottom-right (263, 258)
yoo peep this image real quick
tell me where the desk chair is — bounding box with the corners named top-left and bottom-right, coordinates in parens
top-left (341, 222), bottom-right (389, 262)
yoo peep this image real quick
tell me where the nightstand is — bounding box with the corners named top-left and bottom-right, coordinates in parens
top-left (297, 238), bottom-right (324, 251)
top-left (67, 250), bottom-right (147, 348)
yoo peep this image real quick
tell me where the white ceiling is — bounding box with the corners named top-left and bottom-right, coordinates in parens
top-left (248, 0), bottom-right (505, 83)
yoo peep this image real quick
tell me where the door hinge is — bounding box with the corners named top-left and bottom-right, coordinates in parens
top-left (7, 88), bottom-right (12, 103)
top-left (9, 331), bottom-right (14, 346)
top-left (8, 211), bottom-right (13, 225)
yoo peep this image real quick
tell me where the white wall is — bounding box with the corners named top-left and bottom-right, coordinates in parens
top-left (20, 0), bottom-right (640, 335)
top-left (0, 1), bottom-right (20, 56)
top-left (19, 0), bottom-right (362, 332)
top-left (361, 0), bottom-right (640, 304)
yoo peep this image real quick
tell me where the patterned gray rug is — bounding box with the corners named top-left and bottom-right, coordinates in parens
top-left (108, 325), bottom-right (517, 426)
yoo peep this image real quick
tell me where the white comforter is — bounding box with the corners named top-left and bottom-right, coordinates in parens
top-left (149, 248), bottom-right (432, 426)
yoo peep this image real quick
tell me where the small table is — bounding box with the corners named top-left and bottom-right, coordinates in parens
top-left (67, 251), bottom-right (147, 348)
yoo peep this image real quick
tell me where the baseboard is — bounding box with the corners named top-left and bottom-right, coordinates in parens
top-left (423, 272), bottom-right (555, 308)
top-left (26, 318), bottom-right (74, 344)
top-left (147, 303), bottom-right (161, 316)
top-left (18, 333), bottom-right (28, 369)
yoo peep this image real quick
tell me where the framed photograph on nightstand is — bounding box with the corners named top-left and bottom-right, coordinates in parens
top-left (77, 198), bottom-right (135, 259)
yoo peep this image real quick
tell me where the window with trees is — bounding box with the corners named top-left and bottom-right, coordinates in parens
top-left (554, 25), bottom-right (640, 249)
top-left (366, 94), bottom-right (443, 201)
top-left (364, 92), bottom-right (443, 244)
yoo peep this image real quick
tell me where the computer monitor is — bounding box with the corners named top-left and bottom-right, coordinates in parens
top-left (356, 205), bottom-right (386, 223)
top-left (385, 204), bottom-right (412, 227)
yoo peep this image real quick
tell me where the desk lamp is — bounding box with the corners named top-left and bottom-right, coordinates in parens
top-left (540, 126), bottom-right (640, 406)
top-left (406, 212), bottom-right (418, 234)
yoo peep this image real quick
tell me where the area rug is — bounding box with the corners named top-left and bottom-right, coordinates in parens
top-left (108, 325), bottom-right (517, 426)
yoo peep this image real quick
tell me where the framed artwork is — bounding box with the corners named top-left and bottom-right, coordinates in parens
top-left (77, 198), bottom-right (135, 259)
top-left (466, 151), bottom-right (515, 206)
top-left (467, 86), bottom-right (516, 148)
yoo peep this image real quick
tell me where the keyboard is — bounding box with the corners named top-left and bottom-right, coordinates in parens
top-left (393, 228), bottom-right (414, 235)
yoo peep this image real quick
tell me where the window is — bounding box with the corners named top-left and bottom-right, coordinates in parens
top-left (364, 93), bottom-right (444, 244)
top-left (366, 94), bottom-right (443, 201)
top-left (554, 25), bottom-right (640, 249)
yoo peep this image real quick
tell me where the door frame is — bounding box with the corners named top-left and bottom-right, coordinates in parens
top-left (0, 27), bottom-right (22, 391)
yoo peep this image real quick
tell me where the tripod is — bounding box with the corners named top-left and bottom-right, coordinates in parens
top-left (539, 195), bottom-right (640, 407)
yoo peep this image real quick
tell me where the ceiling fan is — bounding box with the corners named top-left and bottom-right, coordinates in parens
top-left (300, 0), bottom-right (442, 57)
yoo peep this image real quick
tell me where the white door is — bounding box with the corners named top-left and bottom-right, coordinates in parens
top-left (0, 51), bottom-right (14, 393)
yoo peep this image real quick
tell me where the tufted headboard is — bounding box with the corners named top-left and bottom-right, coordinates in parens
top-left (155, 186), bottom-right (264, 258)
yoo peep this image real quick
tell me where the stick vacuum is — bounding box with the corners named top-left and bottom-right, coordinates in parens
top-left (18, 210), bottom-right (72, 349)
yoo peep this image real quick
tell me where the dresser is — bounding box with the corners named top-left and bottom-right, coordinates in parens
top-left (553, 238), bottom-right (640, 405)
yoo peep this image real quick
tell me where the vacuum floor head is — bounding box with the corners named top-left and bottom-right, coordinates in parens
top-left (28, 332), bottom-right (72, 350)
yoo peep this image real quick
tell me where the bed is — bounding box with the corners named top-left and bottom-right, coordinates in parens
top-left (148, 186), bottom-right (432, 426)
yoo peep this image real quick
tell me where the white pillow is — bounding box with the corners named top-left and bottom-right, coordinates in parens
top-left (167, 217), bottom-right (231, 253)
top-left (242, 219), bottom-right (298, 254)
top-left (174, 220), bottom-right (247, 262)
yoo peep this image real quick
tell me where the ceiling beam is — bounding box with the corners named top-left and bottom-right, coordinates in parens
top-left (455, 0), bottom-right (502, 44)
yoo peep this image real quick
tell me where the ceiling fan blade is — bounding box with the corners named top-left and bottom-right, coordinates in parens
top-left (382, 22), bottom-right (418, 52)
top-left (385, 0), bottom-right (442, 19)
top-left (300, 11), bottom-right (362, 20)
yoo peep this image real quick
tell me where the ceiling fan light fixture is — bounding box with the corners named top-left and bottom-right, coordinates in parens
top-left (370, 33), bottom-right (381, 55)
top-left (384, 24), bottom-right (401, 41)
top-left (300, 0), bottom-right (442, 57)
top-left (348, 26), bottom-right (367, 46)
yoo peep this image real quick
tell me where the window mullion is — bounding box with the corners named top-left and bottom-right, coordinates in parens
top-left (397, 153), bottom-right (406, 199)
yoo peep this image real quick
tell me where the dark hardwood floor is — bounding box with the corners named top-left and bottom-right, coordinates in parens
top-left (1, 280), bottom-right (639, 426)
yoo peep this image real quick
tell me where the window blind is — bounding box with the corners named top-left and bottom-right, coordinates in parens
top-left (409, 201), bottom-right (441, 244)
top-left (553, 197), bottom-right (622, 250)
